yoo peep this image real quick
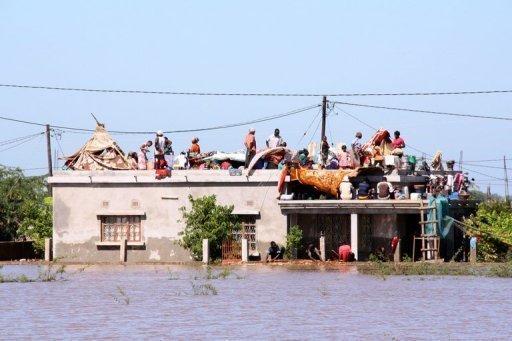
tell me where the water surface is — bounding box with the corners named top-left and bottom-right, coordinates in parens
top-left (1, 264), bottom-right (511, 339)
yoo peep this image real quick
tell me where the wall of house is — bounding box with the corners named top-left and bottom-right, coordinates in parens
top-left (50, 170), bottom-right (287, 263)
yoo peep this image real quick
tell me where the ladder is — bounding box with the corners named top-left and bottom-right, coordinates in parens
top-left (412, 200), bottom-right (440, 261)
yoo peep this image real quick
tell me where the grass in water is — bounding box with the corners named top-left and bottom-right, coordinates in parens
top-left (360, 261), bottom-right (512, 278)
top-left (112, 286), bottom-right (130, 305)
top-left (191, 282), bottom-right (218, 295)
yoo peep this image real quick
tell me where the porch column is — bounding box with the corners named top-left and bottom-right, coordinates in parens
top-left (350, 213), bottom-right (358, 261)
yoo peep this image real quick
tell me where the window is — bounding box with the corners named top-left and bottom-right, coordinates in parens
top-left (232, 216), bottom-right (257, 253)
top-left (101, 216), bottom-right (141, 242)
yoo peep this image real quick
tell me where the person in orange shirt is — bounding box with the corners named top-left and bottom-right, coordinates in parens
top-left (244, 128), bottom-right (256, 168)
top-left (188, 137), bottom-right (200, 156)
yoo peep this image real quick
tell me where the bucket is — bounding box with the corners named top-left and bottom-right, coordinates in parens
top-left (410, 193), bottom-right (421, 201)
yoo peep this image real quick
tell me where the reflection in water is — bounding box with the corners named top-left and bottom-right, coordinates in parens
top-left (1, 264), bottom-right (511, 339)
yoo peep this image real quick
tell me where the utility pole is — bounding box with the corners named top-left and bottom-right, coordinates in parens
top-left (459, 150), bottom-right (463, 171)
top-left (46, 124), bottom-right (53, 196)
top-left (320, 96), bottom-right (327, 145)
top-left (504, 156), bottom-right (509, 203)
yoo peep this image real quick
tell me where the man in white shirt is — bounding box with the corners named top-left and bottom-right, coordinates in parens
top-left (266, 128), bottom-right (284, 148)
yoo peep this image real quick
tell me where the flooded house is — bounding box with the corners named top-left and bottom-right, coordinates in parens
top-left (48, 124), bottom-right (477, 263)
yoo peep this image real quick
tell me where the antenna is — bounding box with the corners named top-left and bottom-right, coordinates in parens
top-left (91, 113), bottom-right (104, 127)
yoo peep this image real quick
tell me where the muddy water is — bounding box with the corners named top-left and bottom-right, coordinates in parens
top-left (1, 264), bottom-right (511, 340)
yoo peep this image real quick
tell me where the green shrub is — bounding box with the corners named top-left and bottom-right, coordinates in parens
top-left (178, 195), bottom-right (239, 261)
top-left (285, 225), bottom-right (303, 259)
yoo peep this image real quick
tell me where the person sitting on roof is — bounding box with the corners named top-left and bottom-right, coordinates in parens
top-left (339, 176), bottom-right (354, 200)
top-left (377, 177), bottom-right (393, 200)
top-left (128, 152), bottom-right (138, 170)
top-left (357, 178), bottom-right (371, 200)
top-left (154, 131), bottom-right (166, 170)
top-left (391, 130), bottom-right (405, 156)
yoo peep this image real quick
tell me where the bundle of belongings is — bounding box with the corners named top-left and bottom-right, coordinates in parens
top-left (62, 124), bottom-right (132, 170)
top-left (185, 151), bottom-right (246, 170)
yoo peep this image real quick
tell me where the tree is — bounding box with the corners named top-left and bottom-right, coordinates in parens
top-left (0, 166), bottom-right (49, 241)
top-left (178, 195), bottom-right (239, 261)
top-left (465, 201), bottom-right (512, 262)
top-left (17, 197), bottom-right (53, 255)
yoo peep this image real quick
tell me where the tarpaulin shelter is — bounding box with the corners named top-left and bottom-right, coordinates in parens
top-left (62, 124), bottom-right (132, 170)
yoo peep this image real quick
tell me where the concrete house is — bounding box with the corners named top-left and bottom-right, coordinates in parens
top-left (49, 168), bottom-right (474, 263)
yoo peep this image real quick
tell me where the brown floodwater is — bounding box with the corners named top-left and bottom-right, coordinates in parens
top-left (1, 264), bottom-right (511, 339)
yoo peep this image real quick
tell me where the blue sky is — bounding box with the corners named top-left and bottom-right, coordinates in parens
top-left (1, 1), bottom-right (511, 193)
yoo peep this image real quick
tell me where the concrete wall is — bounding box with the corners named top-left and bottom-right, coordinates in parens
top-left (50, 170), bottom-right (287, 263)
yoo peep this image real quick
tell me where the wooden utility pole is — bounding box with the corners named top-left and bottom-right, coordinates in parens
top-left (320, 96), bottom-right (327, 144)
top-left (46, 124), bottom-right (53, 196)
top-left (504, 156), bottom-right (509, 203)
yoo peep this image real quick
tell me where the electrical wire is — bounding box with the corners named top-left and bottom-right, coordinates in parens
top-left (297, 107), bottom-right (322, 146)
top-left (332, 101), bottom-right (512, 121)
top-left (0, 133), bottom-right (43, 153)
top-left (3, 83), bottom-right (512, 97)
top-left (1, 104), bottom-right (320, 134)
top-left (0, 132), bottom-right (45, 146)
top-left (333, 105), bottom-right (507, 182)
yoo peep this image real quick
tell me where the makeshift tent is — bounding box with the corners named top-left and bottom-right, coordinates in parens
top-left (62, 124), bottom-right (132, 170)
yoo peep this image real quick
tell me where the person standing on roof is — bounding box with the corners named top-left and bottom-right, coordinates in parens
top-left (244, 128), bottom-right (257, 168)
top-left (391, 130), bottom-right (405, 156)
top-left (320, 135), bottom-right (329, 168)
top-left (138, 140), bottom-right (152, 170)
top-left (351, 131), bottom-right (363, 166)
top-left (154, 131), bottom-right (166, 170)
top-left (163, 137), bottom-right (174, 169)
top-left (266, 128), bottom-right (283, 149)
top-left (189, 137), bottom-right (200, 156)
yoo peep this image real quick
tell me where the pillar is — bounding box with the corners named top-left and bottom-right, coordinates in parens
top-left (470, 245), bottom-right (477, 264)
top-left (202, 239), bottom-right (209, 264)
top-left (394, 239), bottom-right (401, 264)
top-left (350, 213), bottom-right (358, 261)
top-left (44, 238), bottom-right (53, 262)
top-left (319, 235), bottom-right (326, 261)
top-left (120, 238), bottom-right (127, 262)
top-left (241, 238), bottom-right (248, 262)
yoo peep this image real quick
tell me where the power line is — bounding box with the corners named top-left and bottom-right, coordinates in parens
top-left (297, 107), bottom-right (321, 146)
top-left (462, 158), bottom-right (512, 163)
top-left (0, 132), bottom-right (45, 146)
top-left (3, 83), bottom-right (512, 97)
top-left (0, 133), bottom-right (43, 153)
top-left (332, 101), bottom-right (512, 121)
top-left (1, 104), bottom-right (320, 134)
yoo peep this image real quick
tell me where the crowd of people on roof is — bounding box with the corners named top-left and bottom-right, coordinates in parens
top-left (125, 126), bottom-right (408, 172)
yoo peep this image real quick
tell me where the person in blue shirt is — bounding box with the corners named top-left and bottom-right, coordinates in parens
top-left (357, 178), bottom-right (371, 200)
top-left (266, 241), bottom-right (282, 262)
